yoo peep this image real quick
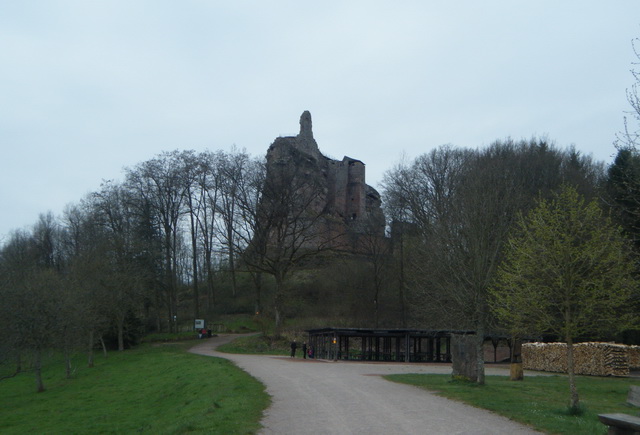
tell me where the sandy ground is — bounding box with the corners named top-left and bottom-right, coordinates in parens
top-left (189, 334), bottom-right (543, 435)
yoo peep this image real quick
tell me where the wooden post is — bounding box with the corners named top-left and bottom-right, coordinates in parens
top-left (405, 333), bottom-right (410, 362)
top-left (445, 337), bottom-right (451, 362)
top-left (345, 336), bottom-right (350, 360)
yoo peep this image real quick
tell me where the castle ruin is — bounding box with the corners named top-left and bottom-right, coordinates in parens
top-left (265, 111), bottom-right (386, 251)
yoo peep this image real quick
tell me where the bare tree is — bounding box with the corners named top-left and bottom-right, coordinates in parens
top-left (236, 157), bottom-right (335, 334)
top-left (354, 217), bottom-right (392, 328)
top-left (382, 140), bottom-right (606, 384)
top-left (382, 145), bottom-right (472, 328)
top-left (125, 151), bottom-right (189, 332)
top-left (0, 230), bottom-right (34, 381)
top-left (616, 37), bottom-right (640, 150)
top-left (89, 181), bottom-right (150, 348)
top-left (181, 150), bottom-right (206, 318)
top-left (196, 151), bottom-right (224, 314)
top-left (216, 149), bottom-right (252, 298)
top-left (233, 157), bottom-right (268, 314)
top-left (0, 219), bottom-right (71, 392)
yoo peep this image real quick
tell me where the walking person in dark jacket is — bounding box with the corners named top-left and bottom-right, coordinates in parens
top-left (290, 340), bottom-right (297, 358)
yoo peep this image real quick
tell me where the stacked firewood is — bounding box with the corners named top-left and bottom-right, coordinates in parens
top-left (522, 343), bottom-right (568, 372)
top-left (629, 346), bottom-right (640, 370)
top-left (522, 342), bottom-right (634, 376)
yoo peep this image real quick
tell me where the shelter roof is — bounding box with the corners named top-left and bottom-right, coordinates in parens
top-left (307, 327), bottom-right (475, 338)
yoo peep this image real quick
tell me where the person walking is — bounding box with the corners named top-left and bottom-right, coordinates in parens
top-left (290, 340), bottom-right (297, 358)
top-left (302, 342), bottom-right (307, 359)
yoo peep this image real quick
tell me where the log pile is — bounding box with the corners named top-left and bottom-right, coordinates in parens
top-left (522, 342), bottom-right (635, 376)
top-left (629, 346), bottom-right (640, 370)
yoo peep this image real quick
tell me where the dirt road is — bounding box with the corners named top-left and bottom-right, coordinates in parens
top-left (189, 334), bottom-right (542, 435)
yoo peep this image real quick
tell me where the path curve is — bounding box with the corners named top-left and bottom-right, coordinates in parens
top-left (189, 334), bottom-right (542, 435)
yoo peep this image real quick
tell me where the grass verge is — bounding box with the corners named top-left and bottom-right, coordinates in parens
top-left (216, 334), bottom-right (290, 356)
top-left (385, 373), bottom-right (640, 434)
top-left (0, 341), bottom-right (269, 434)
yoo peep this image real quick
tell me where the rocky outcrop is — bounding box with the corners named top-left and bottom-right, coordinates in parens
top-left (265, 111), bottom-right (386, 252)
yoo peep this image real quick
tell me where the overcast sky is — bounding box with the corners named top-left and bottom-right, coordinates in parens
top-left (2, 1), bottom-right (639, 242)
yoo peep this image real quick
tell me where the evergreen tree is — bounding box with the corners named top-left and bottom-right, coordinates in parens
top-left (606, 148), bottom-right (640, 249)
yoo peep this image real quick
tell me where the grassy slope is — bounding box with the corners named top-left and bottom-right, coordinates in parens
top-left (216, 334), bottom-right (290, 356)
top-left (0, 342), bottom-right (269, 434)
top-left (386, 373), bottom-right (640, 434)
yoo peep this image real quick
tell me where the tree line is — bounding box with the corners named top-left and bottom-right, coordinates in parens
top-left (378, 40), bottom-right (640, 403)
top-left (382, 139), bottom-right (640, 388)
top-left (0, 142), bottom-right (395, 391)
top-left (0, 149), bottom-right (268, 390)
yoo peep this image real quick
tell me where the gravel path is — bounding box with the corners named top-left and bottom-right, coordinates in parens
top-left (189, 334), bottom-right (543, 435)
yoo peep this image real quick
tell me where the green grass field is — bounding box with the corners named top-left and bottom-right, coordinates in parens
top-left (386, 373), bottom-right (640, 434)
top-left (0, 341), bottom-right (269, 434)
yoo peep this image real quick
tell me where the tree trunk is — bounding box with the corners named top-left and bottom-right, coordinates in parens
top-left (373, 297), bottom-right (379, 329)
top-left (228, 220), bottom-right (237, 298)
top-left (117, 316), bottom-right (125, 351)
top-left (509, 337), bottom-right (523, 381)
top-left (273, 274), bottom-right (285, 337)
top-left (204, 246), bottom-right (216, 314)
top-left (252, 271), bottom-right (262, 315)
top-left (274, 305), bottom-right (282, 338)
top-left (87, 330), bottom-right (95, 368)
top-left (155, 287), bottom-right (163, 332)
top-left (167, 302), bottom-right (174, 334)
top-left (100, 337), bottom-right (108, 357)
top-left (64, 345), bottom-right (72, 379)
top-left (475, 310), bottom-right (486, 385)
top-left (165, 231), bottom-right (175, 333)
top-left (189, 207), bottom-right (200, 318)
top-left (34, 348), bottom-right (45, 393)
top-left (229, 255), bottom-right (237, 298)
top-left (398, 228), bottom-right (407, 328)
top-left (206, 262), bottom-right (216, 314)
top-left (475, 336), bottom-right (485, 385)
top-left (191, 248), bottom-right (200, 318)
top-left (566, 337), bottom-right (580, 411)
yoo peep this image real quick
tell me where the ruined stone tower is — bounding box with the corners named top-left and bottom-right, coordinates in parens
top-left (265, 111), bottom-right (385, 251)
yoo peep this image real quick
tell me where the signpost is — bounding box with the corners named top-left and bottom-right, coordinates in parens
top-left (194, 319), bottom-right (205, 330)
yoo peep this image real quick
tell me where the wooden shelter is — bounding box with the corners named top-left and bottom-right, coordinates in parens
top-left (307, 328), bottom-right (475, 363)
